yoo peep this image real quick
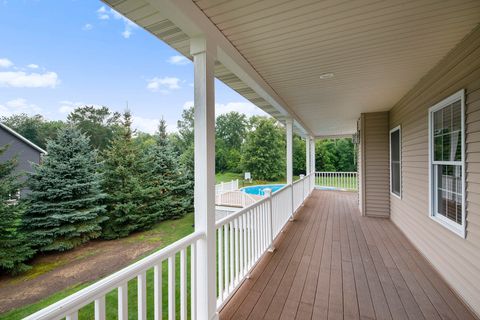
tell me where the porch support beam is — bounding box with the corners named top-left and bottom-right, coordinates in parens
top-left (306, 136), bottom-right (310, 175)
top-left (311, 137), bottom-right (316, 174)
top-left (191, 37), bottom-right (218, 320)
top-left (286, 117), bottom-right (293, 185)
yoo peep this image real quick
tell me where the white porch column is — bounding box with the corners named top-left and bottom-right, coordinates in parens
top-left (306, 136), bottom-right (311, 175)
top-left (305, 136), bottom-right (312, 176)
top-left (191, 37), bottom-right (218, 320)
top-left (286, 117), bottom-right (293, 184)
top-left (310, 137), bottom-right (316, 174)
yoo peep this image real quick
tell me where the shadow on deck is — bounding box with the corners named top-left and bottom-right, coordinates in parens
top-left (219, 190), bottom-right (475, 320)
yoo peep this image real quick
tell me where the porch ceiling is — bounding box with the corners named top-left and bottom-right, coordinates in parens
top-left (104, 0), bottom-right (480, 136)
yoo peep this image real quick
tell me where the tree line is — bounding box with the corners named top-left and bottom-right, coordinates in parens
top-left (0, 106), bottom-right (355, 275)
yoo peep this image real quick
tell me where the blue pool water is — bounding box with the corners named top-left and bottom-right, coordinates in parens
top-left (241, 184), bottom-right (285, 196)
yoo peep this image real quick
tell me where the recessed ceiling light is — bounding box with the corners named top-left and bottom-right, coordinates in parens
top-left (319, 72), bottom-right (334, 79)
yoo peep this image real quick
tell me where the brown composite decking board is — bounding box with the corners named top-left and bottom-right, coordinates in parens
top-left (219, 190), bottom-right (476, 320)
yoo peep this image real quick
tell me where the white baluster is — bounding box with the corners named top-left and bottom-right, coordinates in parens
top-left (229, 221), bottom-right (234, 291)
top-left (66, 312), bottom-right (78, 320)
top-left (95, 296), bottom-right (106, 320)
top-left (224, 224), bottom-right (229, 294)
top-left (138, 271), bottom-right (147, 320)
top-left (168, 256), bottom-right (175, 320)
top-left (154, 264), bottom-right (162, 320)
top-left (118, 283), bottom-right (128, 320)
top-left (239, 215), bottom-right (244, 278)
top-left (191, 243), bottom-right (197, 320)
top-left (218, 228), bottom-right (223, 301)
top-left (180, 249), bottom-right (187, 320)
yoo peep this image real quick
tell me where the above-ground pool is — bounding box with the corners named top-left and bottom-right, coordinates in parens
top-left (241, 184), bottom-right (285, 196)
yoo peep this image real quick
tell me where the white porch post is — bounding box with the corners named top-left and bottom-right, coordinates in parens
top-left (306, 136), bottom-right (310, 176)
top-left (191, 37), bottom-right (218, 320)
top-left (311, 137), bottom-right (316, 189)
top-left (311, 137), bottom-right (316, 174)
top-left (286, 117), bottom-right (294, 219)
top-left (286, 117), bottom-right (293, 184)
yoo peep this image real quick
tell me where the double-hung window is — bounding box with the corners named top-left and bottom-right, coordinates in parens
top-left (390, 126), bottom-right (401, 198)
top-left (429, 90), bottom-right (465, 237)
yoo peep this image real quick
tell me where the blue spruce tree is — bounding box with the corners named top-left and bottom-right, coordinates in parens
top-left (23, 126), bottom-right (107, 252)
top-left (0, 146), bottom-right (34, 274)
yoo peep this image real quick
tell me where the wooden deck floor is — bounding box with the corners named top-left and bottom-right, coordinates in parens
top-left (219, 190), bottom-right (475, 320)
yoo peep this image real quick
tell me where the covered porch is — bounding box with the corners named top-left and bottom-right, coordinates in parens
top-left (21, 0), bottom-right (480, 319)
top-left (220, 190), bottom-right (475, 320)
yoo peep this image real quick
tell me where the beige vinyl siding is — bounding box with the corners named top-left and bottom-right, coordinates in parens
top-left (359, 112), bottom-right (390, 217)
top-left (389, 24), bottom-right (480, 316)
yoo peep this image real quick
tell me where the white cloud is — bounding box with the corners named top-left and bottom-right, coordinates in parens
top-left (27, 64), bottom-right (39, 69)
top-left (216, 102), bottom-right (268, 117)
top-left (97, 6), bottom-right (138, 38)
top-left (57, 101), bottom-right (104, 114)
top-left (183, 101), bottom-right (194, 109)
top-left (167, 55), bottom-right (190, 66)
top-left (0, 71), bottom-right (59, 88)
top-left (131, 116), bottom-right (159, 134)
top-left (121, 29), bottom-right (132, 39)
top-left (147, 77), bottom-right (181, 93)
top-left (182, 100), bottom-right (268, 117)
top-left (58, 100), bottom-right (79, 114)
top-left (97, 6), bottom-right (109, 20)
top-left (0, 58), bottom-right (13, 68)
top-left (82, 23), bottom-right (93, 31)
top-left (0, 98), bottom-right (42, 116)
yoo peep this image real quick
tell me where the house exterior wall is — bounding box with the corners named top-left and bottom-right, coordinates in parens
top-left (389, 25), bottom-right (480, 315)
top-left (0, 127), bottom-right (42, 195)
top-left (359, 111), bottom-right (390, 217)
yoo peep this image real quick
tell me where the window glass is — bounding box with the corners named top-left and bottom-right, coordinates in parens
top-left (390, 128), bottom-right (401, 196)
top-left (430, 91), bottom-right (464, 234)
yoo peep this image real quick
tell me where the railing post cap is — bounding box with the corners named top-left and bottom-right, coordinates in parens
top-left (264, 188), bottom-right (272, 196)
top-left (299, 174), bottom-right (305, 179)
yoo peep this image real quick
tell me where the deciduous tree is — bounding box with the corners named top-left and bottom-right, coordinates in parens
top-left (241, 117), bottom-right (285, 180)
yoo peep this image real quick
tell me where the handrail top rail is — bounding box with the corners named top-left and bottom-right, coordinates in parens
top-left (215, 182), bottom-right (294, 228)
top-left (315, 171), bottom-right (357, 174)
top-left (24, 231), bottom-right (205, 320)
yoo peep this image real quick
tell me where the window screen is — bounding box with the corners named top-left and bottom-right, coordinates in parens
top-left (430, 90), bottom-right (464, 236)
top-left (390, 127), bottom-right (401, 197)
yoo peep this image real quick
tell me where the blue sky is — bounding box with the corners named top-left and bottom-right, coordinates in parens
top-left (0, 0), bottom-right (266, 133)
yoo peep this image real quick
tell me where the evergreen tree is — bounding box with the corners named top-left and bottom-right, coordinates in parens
top-left (0, 146), bottom-right (35, 274)
top-left (145, 119), bottom-right (193, 221)
top-left (23, 126), bottom-right (107, 252)
top-left (101, 111), bottom-right (151, 239)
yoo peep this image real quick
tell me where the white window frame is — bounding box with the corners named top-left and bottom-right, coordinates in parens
top-left (428, 89), bottom-right (466, 238)
top-left (389, 125), bottom-right (402, 199)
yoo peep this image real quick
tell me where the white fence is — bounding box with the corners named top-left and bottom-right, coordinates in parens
top-left (24, 173), bottom-right (316, 320)
top-left (215, 179), bottom-right (239, 195)
top-left (315, 171), bottom-right (358, 191)
top-left (215, 190), bottom-right (258, 207)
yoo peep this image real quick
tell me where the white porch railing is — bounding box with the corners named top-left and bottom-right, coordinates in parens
top-left (215, 179), bottom-right (239, 195)
top-left (315, 171), bottom-right (358, 191)
top-left (24, 173), bottom-right (316, 320)
top-left (24, 231), bottom-right (204, 320)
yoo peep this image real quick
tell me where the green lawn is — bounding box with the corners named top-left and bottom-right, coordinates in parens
top-left (0, 214), bottom-right (195, 320)
top-left (315, 176), bottom-right (358, 190)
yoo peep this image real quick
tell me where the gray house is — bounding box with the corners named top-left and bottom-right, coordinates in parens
top-left (0, 122), bottom-right (46, 196)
